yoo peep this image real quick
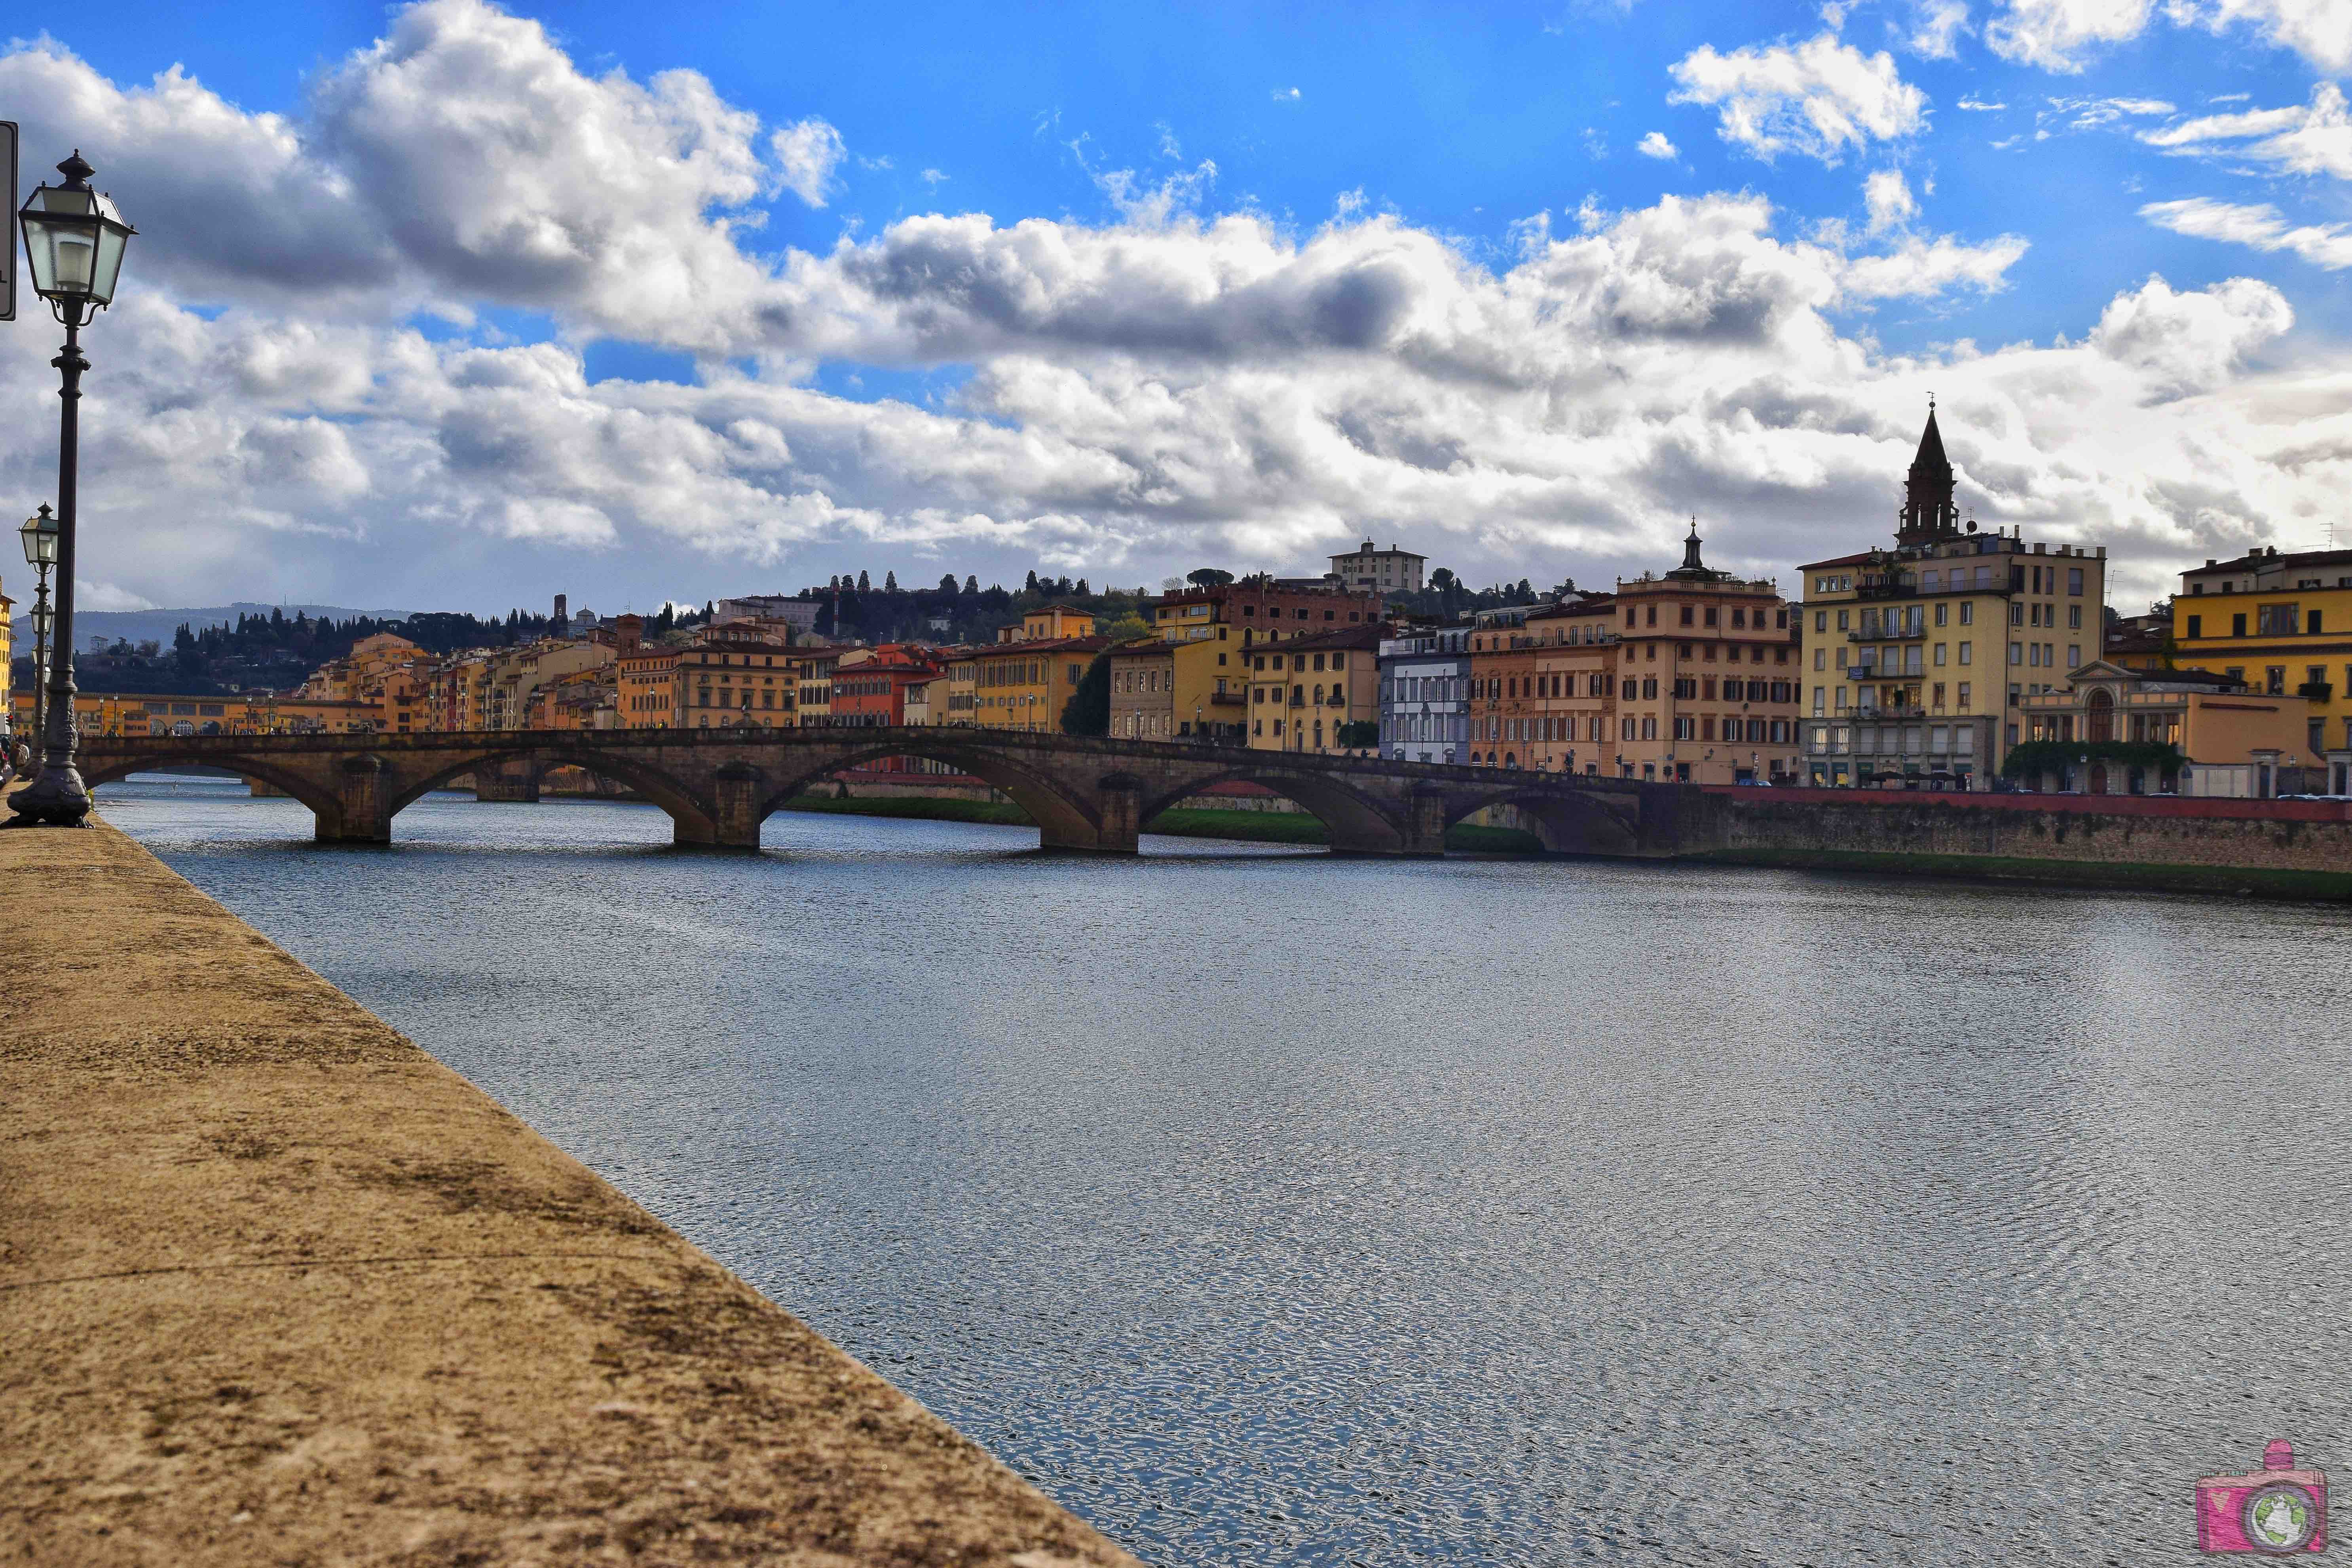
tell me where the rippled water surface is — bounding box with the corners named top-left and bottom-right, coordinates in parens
top-left (100, 774), bottom-right (2352, 1566)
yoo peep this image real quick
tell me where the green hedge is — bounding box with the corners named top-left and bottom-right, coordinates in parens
top-left (1999, 739), bottom-right (2184, 780)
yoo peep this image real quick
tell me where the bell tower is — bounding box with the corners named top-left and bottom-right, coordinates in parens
top-left (1897, 400), bottom-right (1959, 546)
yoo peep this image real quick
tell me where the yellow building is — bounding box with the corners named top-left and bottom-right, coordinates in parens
top-left (1800, 409), bottom-right (2109, 788)
top-left (1245, 625), bottom-right (1382, 754)
top-left (973, 607), bottom-right (1105, 733)
top-left (792, 647), bottom-right (843, 725)
top-left (2170, 545), bottom-right (2352, 763)
top-left (674, 623), bottom-right (795, 729)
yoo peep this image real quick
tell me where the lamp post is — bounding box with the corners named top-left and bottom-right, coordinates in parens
top-left (10, 153), bottom-right (134, 826)
top-left (18, 505), bottom-right (59, 770)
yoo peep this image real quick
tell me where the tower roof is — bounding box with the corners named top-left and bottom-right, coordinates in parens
top-left (1910, 406), bottom-right (1951, 479)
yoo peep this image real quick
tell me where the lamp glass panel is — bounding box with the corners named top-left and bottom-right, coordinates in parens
top-left (33, 526), bottom-right (58, 566)
top-left (90, 224), bottom-right (129, 304)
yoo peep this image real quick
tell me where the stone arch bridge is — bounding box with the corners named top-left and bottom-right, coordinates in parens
top-left (77, 728), bottom-right (1722, 857)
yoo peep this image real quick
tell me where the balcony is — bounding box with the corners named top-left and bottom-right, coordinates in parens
top-left (1855, 579), bottom-right (1917, 601)
top-left (1851, 703), bottom-right (1928, 720)
top-left (2299, 681), bottom-right (2333, 702)
top-left (1847, 625), bottom-right (1927, 642)
top-left (1845, 669), bottom-right (1925, 686)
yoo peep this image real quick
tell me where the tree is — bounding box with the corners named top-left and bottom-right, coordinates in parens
top-left (1187, 568), bottom-right (1235, 588)
top-left (964, 575), bottom-right (980, 595)
top-left (1074, 578), bottom-right (1090, 596)
top-left (1024, 569), bottom-right (1041, 594)
top-left (885, 570), bottom-right (899, 592)
top-left (939, 572), bottom-right (960, 595)
top-left (856, 570), bottom-right (871, 593)
top-left (1335, 719), bottom-right (1380, 750)
top-left (1061, 651), bottom-right (1112, 735)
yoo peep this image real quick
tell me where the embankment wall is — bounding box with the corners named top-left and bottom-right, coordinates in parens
top-left (0, 814), bottom-right (1139, 1567)
top-left (1695, 786), bottom-right (2352, 895)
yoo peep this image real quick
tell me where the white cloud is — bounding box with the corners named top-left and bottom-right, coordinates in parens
top-left (2140, 83), bottom-right (2352, 179)
top-left (1272, 86), bottom-right (1301, 102)
top-left (1637, 130), bottom-right (1680, 159)
top-left (2166, 0), bottom-right (2352, 74)
top-left (921, 167), bottom-right (949, 186)
top-left (1668, 32), bottom-right (1929, 165)
top-left (1864, 169), bottom-right (1919, 232)
top-left (1958, 95), bottom-right (2008, 110)
top-left (0, 0), bottom-right (2335, 616)
top-left (1908, 0), bottom-right (1973, 57)
top-left (772, 117), bottom-right (847, 207)
top-left (78, 581), bottom-right (161, 612)
top-left (2142, 197), bottom-right (2352, 270)
top-left (1986, 0), bottom-right (2155, 71)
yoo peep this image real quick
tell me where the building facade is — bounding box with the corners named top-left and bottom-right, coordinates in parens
top-left (1246, 624), bottom-right (1382, 754)
top-left (2017, 660), bottom-right (2314, 797)
top-left (1799, 409), bottom-right (2108, 788)
top-left (1109, 641), bottom-right (1176, 742)
top-left (1378, 625), bottom-right (1472, 764)
top-left (2171, 545), bottom-right (2352, 763)
top-left (1327, 539), bottom-right (1426, 596)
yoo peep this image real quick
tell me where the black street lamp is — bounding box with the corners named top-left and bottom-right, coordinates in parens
top-left (18, 505), bottom-right (59, 769)
top-left (9, 152), bottom-right (134, 827)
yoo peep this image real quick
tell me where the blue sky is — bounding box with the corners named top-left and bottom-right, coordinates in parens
top-left (3, 0), bottom-right (2347, 614)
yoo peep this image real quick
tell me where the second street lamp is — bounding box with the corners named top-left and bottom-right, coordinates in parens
top-left (18, 504), bottom-right (59, 772)
top-left (9, 152), bottom-right (135, 827)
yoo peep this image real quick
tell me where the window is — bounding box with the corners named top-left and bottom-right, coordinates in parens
top-left (1732, 608), bottom-right (1747, 628)
top-left (1815, 611), bottom-right (1827, 632)
top-left (1642, 678), bottom-right (1659, 699)
top-left (1959, 602), bottom-right (1974, 625)
top-left (2010, 602), bottom-right (2025, 625)
top-left (1641, 716), bottom-right (1657, 740)
top-left (2234, 613), bottom-right (2249, 637)
top-left (1933, 643), bottom-right (1947, 666)
top-left (2067, 646), bottom-right (2080, 668)
top-left (2311, 611), bottom-right (2325, 636)
top-left (1674, 716), bottom-right (1695, 739)
top-left (1680, 606), bottom-right (1694, 626)
top-left (2267, 666), bottom-right (2286, 695)
top-left (2187, 615), bottom-right (2202, 639)
top-left (1837, 609), bottom-right (1850, 631)
top-left (1813, 648), bottom-right (1825, 670)
top-left (2067, 567), bottom-right (2084, 595)
top-left (2010, 641), bottom-right (2023, 666)
top-left (2256, 603), bottom-right (2301, 637)
top-left (1646, 605), bottom-right (1658, 626)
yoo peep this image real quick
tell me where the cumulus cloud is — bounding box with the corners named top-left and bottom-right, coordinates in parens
top-left (1668, 32), bottom-right (1929, 165)
top-left (772, 118), bottom-right (847, 207)
top-left (2142, 197), bottom-right (2352, 270)
top-left (2140, 82), bottom-right (2352, 179)
top-left (1864, 169), bottom-right (1920, 233)
top-left (1986, 0), bottom-right (2155, 71)
top-left (1638, 131), bottom-right (1680, 159)
top-left (2166, 0), bottom-right (2352, 74)
top-left (0, 0), bottom-right (2336, 616)
top-left (1907, 0), bottom-right (1973, 57)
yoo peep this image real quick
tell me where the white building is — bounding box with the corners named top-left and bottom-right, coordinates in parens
top-left (1329, 539), bottom-right (1426, 597)
top-left (1378, 625), bottom-right (1471, 763)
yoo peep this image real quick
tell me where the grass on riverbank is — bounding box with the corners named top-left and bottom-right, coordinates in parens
top-left (778, 793), bottom-right (1547, 854)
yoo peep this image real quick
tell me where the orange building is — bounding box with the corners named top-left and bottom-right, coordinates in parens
top-left (831, 645), bottom-right (945, 727)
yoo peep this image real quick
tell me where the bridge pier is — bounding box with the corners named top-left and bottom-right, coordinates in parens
top-left (1398, 790), bottom-right (1450, 857)
top-left (320, 754), bottom-right (392, 845)
top-left (706, 761), bottom-right (767, 851)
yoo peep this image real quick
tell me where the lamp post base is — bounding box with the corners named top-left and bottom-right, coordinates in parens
top-left (7, 765), bottom-right (93, 826)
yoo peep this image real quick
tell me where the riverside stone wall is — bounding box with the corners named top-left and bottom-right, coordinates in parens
top-left (1697, 786), bottom-right (2352, 881)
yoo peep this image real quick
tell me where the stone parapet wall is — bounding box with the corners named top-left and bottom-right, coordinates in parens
top-left (1701, 788), bottom-right (2352, 877)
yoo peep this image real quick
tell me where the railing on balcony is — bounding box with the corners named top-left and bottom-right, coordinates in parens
top-left (2299, 681), bottom-right (2333, 702)
top-left (1851, 703), bottom-right (1929, 720)
top-left (1847, 625), bottom-right (1927, 642)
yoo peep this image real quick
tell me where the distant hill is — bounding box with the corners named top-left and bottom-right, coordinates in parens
top-left (65, 603), bottom-right (416, 654)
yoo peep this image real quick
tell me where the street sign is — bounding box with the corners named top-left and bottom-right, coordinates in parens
top-left (0, 120), bottom-right (15, 321)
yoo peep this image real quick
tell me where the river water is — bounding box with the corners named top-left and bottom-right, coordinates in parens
top-left (99, 774), bottom-right (2352, 1566)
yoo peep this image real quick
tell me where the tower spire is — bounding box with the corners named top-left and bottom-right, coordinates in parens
top-left (1897, 399), bottom-right (1958, 546)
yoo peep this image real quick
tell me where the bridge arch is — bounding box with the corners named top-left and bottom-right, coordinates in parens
top-left (1437, 782), bottom-right (1641, 856)
top-left (82, 751), bottom-right (346, 828)
top-left (381, 745), bottom-right (724, 844)
top-left (1137, 763), bottom-right (1411, 854)
top-left (747, 738), bottom-right (1108, 850)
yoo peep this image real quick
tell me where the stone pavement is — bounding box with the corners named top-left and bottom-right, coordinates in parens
top-left (0, 814), bottom-right (1142, 1566)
